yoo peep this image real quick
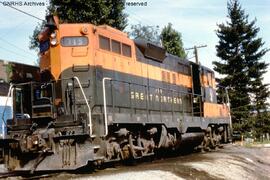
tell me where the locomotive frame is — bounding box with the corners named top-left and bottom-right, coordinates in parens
top-left (0, 15), bottom-right (231, 172)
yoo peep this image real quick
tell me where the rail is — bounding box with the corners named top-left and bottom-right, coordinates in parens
top-left (106, 79), bottom-right (200, 96)
top-left (225, 88), bottom-right (232, 130)
top-left (102, 77), bottom-right (112, 136)
top-left (73, 76), bottom-right (93, 136)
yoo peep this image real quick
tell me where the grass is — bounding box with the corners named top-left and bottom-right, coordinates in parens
top-left (242, 139), bottom-right (270, 148)
top-left (252, 140), bottom-right (270, 145)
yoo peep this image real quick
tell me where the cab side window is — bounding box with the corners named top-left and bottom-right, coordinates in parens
top-left (99, 35), bottom-right (110, 51)
top-left (112, 40), bottom-right (121, 54)
top-left (99, 35), bottom-right (132, 58)
top-left (122, 43), bottom-right (131, 57)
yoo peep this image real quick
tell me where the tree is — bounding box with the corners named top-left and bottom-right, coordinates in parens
top-left (129, 23), bottom-right (186, 58)
top-left (213, 0), bottom-right (269, 133)
top-left (29, 21), bottom-right (45, 51)
top-left (129, 24), bottom-right (160, 44)
top-left (29, 0), bottom-right (127, 50)
top-left (160, 23), bottom-right (186, 58)
top-left (50, 0), bottom-right (127, 30)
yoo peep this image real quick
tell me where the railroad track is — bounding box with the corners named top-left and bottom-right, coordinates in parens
top-left (0, 171), bottom-right (56, 179)
top-left (0, 172), bottom-right (17, 179)
top-left (0, 146), bottom-right (227, 179)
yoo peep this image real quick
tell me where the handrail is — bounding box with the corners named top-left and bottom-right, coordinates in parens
top-left (10, 78), bottom-right (202, 97)
top-left (1, 84), bottom-right (14, 139)
top-left (73, 76), bottom-right (93, 136)
top-left (102, 77), bottom-right (112, 136)
top-left (225, 87), bottom-right (232, 130)
top-left (107, 78), bottom-right (201, 97)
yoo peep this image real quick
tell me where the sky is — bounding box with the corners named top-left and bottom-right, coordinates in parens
top-left (0, 0), bottom-right (269, 85)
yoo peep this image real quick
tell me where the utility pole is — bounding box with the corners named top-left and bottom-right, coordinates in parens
top-left (185, 45), bottom-right (207, 64)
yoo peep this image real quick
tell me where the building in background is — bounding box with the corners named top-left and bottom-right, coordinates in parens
top-left (0, 59), bottom-right (39, 136)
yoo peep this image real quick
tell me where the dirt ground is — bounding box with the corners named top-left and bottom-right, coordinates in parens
top-left (52, 144), bottom-right (270, 180)
top-left (2, 144), bottom-right (270, 180)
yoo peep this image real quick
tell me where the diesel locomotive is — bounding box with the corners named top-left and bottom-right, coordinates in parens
top-left (0, 16), bottom-right (231, 172)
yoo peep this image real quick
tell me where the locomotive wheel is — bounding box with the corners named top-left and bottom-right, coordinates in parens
top-left (128, 134), bottom-right (136, 158)
top-left (223, 125), bottom-right (228, 143)
top-left (201, 126), bottom-right (218, 151)
top-left (209, 128), bottom-right (217, 149)
top-left (120, 143), bottom-right (131, 160)
top-left (209, 126), bottom-right (223, 149)
top-left (128, 134), bottom-right (145, 159)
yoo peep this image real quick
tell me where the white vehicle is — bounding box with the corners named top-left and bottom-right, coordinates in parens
top-left (0, 96), bottom-right (12, 138)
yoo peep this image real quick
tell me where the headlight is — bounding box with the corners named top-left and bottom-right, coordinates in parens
top-left (50, 38), bottom-right (57, 45)
top-left (50, 32), bottom-right (56, 38)
top-left (33, 140), bottom-right (38, 145)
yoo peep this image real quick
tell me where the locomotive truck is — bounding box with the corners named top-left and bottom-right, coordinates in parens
top-left (0, 15), bottom-right (231, 172)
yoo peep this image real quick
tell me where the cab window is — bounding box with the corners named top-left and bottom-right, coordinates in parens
top-left (99, 35), bottom-right (110, 50)
top-left (111, 40), bottom-right (121, 54)
top-left (122, 43), bottom-right (131, 57)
